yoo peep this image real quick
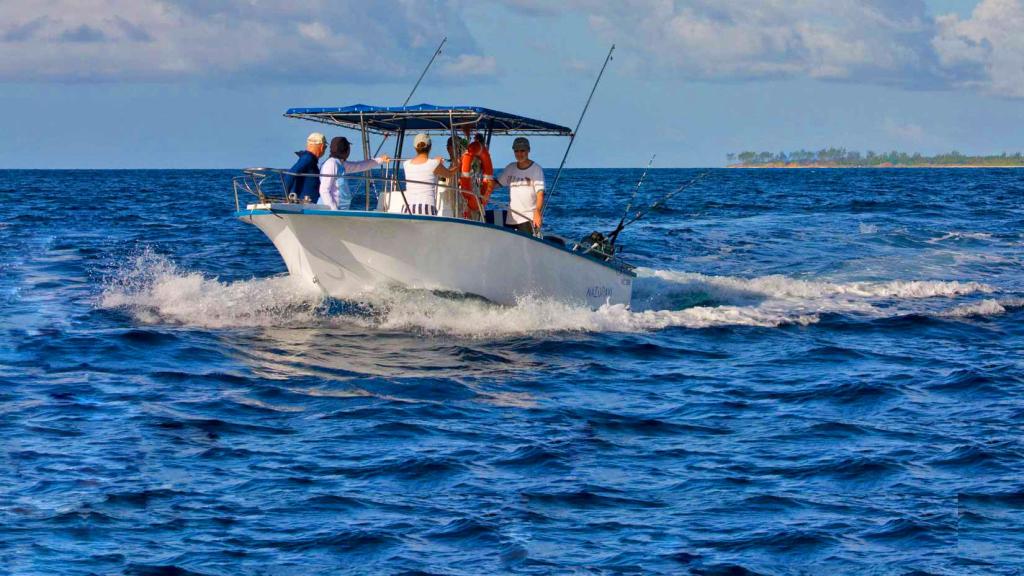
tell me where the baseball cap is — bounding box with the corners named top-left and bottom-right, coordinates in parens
top-left (512, 137), bottom-right (530, 151)
top-left (307, 132), bottom-right (326, 145)
top-left (413, 133), bottom-right (431, 148)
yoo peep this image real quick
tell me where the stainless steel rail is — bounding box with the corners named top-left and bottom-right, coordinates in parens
top-left (233, 167), bottom-right (533, 226)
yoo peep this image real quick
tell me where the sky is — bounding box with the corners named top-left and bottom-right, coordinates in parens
top-left (0, 0), bottom-right (1021, 168)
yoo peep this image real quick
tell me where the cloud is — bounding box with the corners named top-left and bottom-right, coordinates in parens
top-left (111, 16), bottom-right (153, 43)
top-left (561, 57), bottom-right (593, 75)
top-left (439, 54), bottom-right (498, 78)
top-left (498, 0), bottom-right (565, 16)
top-left (0, 0), bottom-right (495, 83)
top-left (578, 0), bottom-right (941, 85)
top-left (883, 118), bottom-right (926, 142)
top-left (502, 0), bottom-right (1024, 98)
top-left (297, 22), bottom-right (330, 43)
top-left (933, 0), bottom-right (1024, 97)
top-left (1, 16), bottom-right (50, 42)
top-left (57, 24), bottom-right (108, 43)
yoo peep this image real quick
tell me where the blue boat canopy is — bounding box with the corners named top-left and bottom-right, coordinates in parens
top-left (285, 103), bottom-right (572, 136)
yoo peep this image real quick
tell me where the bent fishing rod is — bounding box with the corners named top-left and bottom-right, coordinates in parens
top-left (541, 44), bottom-right (615, 225)
top-left (607, 153), bottom-right (655, 247)
top-left (609, 170), bottom-right (710, 248)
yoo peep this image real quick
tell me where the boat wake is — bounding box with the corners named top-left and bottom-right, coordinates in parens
top-left (98, 251), bottom-right (1007, 337)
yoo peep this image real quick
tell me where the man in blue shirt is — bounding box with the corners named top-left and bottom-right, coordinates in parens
top-left (284, 132), bottom-right (326, 203)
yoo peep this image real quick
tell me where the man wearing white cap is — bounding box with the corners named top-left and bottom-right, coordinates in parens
top-left (283, 132), bottom-right (326, 203)
top-left (495, 137), bottom-right (545, 235)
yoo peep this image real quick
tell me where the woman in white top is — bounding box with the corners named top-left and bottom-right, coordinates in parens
top-left (318, 137), bottom-right (389, 210)
top-left (395, 133), bottom-right (456, 215)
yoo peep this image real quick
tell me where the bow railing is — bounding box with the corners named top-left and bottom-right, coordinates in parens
top-left (233, 167), bottom-right (533, 226)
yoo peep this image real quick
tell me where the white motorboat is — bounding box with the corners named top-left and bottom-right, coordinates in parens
top-left (233, 104), bottom-right (635, 308)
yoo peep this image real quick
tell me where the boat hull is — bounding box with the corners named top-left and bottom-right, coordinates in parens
top-left (237, 205), bottom-right (634, 308)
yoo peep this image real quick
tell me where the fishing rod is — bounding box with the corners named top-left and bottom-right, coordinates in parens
top-left (541, 44), bottom-right (615, 224)
top-left (577, 170), bottom-right (708, 260)
top-left (621, 170), bottom-right (709, 230)
top-left (372, 36), bottom-right (447, 158)
top-left (607, 153), bottom-right (655, 248)
top-left (364, 36), bottom-right (446, 209)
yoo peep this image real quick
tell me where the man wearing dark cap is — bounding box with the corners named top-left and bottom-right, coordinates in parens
top-left (495, 137), bottom-right (545, 235)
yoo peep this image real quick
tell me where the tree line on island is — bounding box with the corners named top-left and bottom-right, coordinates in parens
top-left (727, 148), bottom-right (1024, 167)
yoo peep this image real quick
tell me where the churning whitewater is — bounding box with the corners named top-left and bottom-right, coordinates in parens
top-left (99, 249), bottom-right (999, 336)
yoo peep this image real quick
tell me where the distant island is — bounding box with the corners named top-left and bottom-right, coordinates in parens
top-left (728, 149), bottom-right (1024, 168)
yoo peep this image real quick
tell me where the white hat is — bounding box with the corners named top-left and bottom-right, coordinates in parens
top-left (307, 132), bottom-right (326, 145)
top-left (413, 133), bottom-right (431, 148)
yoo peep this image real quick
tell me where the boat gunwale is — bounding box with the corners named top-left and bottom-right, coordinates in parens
top-left (235, 206), bottom-right (637, 277)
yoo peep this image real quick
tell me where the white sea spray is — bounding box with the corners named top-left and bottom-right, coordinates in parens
top-left (98, 251), bottom-right (1001, 338)
top-left (940, 298), bottom-right (1024, 319)
top-left (928, 231), bottom-right (994, 244)
top-left (99, 249), bottom-right (323, 328)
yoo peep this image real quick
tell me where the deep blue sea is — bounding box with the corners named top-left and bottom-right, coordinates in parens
top-left (1, 168), bottom-right (1023, 575)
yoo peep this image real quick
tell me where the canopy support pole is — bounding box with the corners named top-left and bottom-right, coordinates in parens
top-left (360, 112), bottom-right (371, 210)
top-left (394, 128), bottom-right (410, 213)
top-left (392, 127), bottom-right (404, 197)
top-left (449, 109), bottom-right (460, 218)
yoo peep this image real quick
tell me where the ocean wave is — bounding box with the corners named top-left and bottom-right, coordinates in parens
top-left (97, 250), bottom-right (996, 337)
top-left (940, 298), bottom-right (1024, 318)
top-left (927, 231), bottom-right (994, 244)
top-left (638, 269), bottom-right (993, 300)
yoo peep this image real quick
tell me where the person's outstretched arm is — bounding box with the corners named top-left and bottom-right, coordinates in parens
top-left (343, 155), bottom-right (389, 175)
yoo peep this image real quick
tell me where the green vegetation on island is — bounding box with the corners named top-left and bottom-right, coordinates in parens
top-left (727, 148), bottom-right (1024, 168)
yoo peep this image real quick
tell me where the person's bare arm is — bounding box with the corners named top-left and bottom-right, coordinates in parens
top-left (533, 190), bottom-right (545, 229)
top-left (433, 157), bottom-right (457, 178)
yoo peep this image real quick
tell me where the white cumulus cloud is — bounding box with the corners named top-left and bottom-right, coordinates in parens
top-left (882, 117), bottom-right (926, 142)
top-left (0, 0), bottom-right (495, 83)
top-left (933, 0), bottom-right (1024, 97)
top-left (507, 0), bottom-right (1024, 98)
top-left (439, 54), bottom-right (498, 78)
top-left (579, 0), bottom-right (938, 85)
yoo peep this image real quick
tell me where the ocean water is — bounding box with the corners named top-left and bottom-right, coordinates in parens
top-left (1, 168), bottom-right (1022, 575)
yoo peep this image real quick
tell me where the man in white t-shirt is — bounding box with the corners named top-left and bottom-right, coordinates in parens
top-left (495, 137), bottom-right (545, 235)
